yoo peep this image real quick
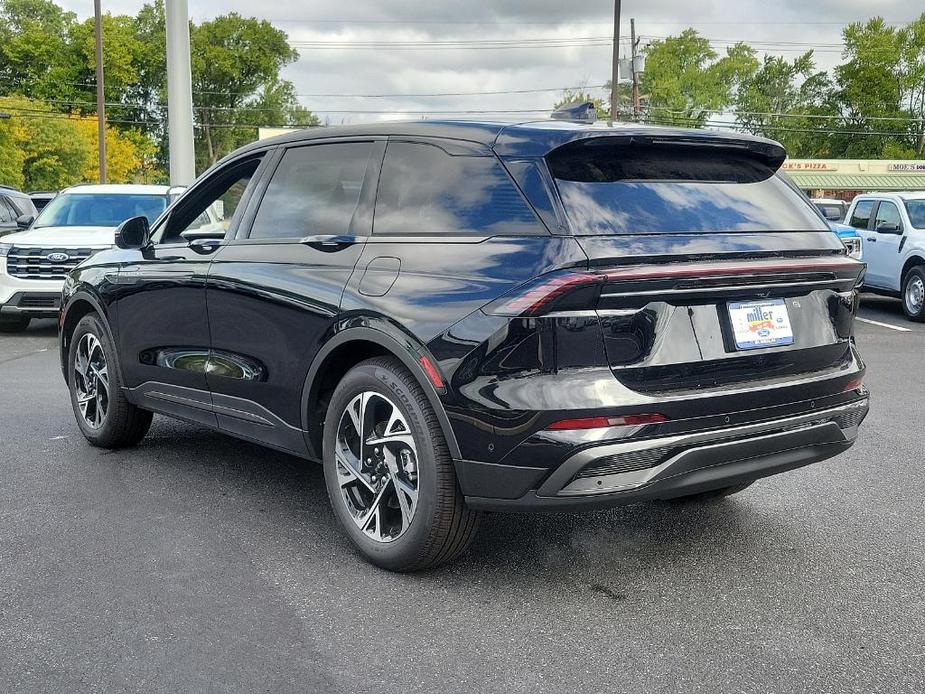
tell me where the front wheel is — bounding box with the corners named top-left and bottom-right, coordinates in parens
top-left (902, 266), bottom-right (925, 322)
top-left (67, 314), bottom-right (153, 448)
top-left (322, 357), bottom-right (480, 571)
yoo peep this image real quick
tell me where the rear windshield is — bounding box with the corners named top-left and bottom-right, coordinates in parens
top-left (547, 140), bottom-right (828, 235)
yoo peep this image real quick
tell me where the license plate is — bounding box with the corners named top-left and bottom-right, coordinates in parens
top-left (728, 299), bottom-right (794, 350)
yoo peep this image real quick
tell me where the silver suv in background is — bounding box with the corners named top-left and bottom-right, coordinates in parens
top-left (845, 192), bottom-right (925, 321)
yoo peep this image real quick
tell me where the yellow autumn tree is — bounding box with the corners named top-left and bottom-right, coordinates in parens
top-left (0, 96), bottom-right (157, 191)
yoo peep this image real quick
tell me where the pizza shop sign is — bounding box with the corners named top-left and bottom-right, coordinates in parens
top-left (887, 163), bottom-right (925, 172)
top-left (781, 162), bottom-right (837, 171)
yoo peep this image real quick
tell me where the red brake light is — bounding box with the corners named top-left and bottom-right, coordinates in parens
top-left (546, 414), bottom-right (667, 431)
top-left (491, 272), bottom-right (598, 316)
top-left (842, 376), bottom-right (864, 392)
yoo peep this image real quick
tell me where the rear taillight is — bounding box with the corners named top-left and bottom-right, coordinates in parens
top-left (487, 271), bottom-right (599, 316)
top-left (485, 257), bottom-right (862, 317)
top-left (842, 376), bottom-right (864, 392)
top-left (546, 413), bottom-right (667, 431)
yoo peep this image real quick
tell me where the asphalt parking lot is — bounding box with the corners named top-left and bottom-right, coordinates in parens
top-left (1, 298), bottom-right (923, 694)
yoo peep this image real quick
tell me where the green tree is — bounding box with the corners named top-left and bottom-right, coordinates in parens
top-left (190, 13), bottom-right (301, 169)
top-left (832, 14), bottom-right (925, 157)
top-left (640, 29), bottom-right (758, 127)
top-left (734, 52), bottom-right (836, 157)
top-left (0, 0), bottom-right (78, 101)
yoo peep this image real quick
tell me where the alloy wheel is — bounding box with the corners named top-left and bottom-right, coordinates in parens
top-left (73, 333), bottom-right (109, 429)
top-left (334, 391), bottom-right (419, 543)
top-left (906, 275), bottom-right (925, 316)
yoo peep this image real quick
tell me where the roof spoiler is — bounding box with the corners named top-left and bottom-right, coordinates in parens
top-left (548, 133), bottom-right (787, 171)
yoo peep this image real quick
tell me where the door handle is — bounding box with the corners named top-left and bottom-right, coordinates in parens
top-left (299, 234), bottom-right (360, 251)
top-left (865, 237), bottom-right (877, 243)
top-left (189, 238), bottom-right (222, 255)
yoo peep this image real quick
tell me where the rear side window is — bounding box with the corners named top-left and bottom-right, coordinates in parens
top-left (874, 201), bottom-right (902, 231)
top-left (250, 142), bottom-right (373, 239)
top-left (849, 201), bottom-right (874, 230)
top-left (546, 139), bottom-right (828, 235)
top-left (906, 200), bottom-right (925, 229)
top-left (373, 141), bottom-right (540, 235)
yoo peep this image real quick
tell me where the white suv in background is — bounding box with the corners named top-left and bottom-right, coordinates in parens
top-left (845, 192), bottom-right (925, 321)
top-left (0, 184), bottom-right (174, 332)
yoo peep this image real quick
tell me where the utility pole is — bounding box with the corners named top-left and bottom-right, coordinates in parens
top-left (166, 0), bottom-right (196, 185)
top-left (610, 0), bottom-right (621, 122)
top-left (631, 18), bottom-right (640, 120)
top-left (93, 0), bottom-right (106, 184)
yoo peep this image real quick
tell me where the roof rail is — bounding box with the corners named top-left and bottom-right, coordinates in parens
top-left (550, 101), bottom-right (597, 123)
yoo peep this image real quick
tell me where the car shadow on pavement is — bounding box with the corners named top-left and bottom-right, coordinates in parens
top-left (129, 417), bottom-right (777, 585)
top-left (859, 293), bottom-right (905, 319)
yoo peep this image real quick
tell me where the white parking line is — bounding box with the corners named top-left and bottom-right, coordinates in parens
top-left (856, 317), bottom-right (912, 332)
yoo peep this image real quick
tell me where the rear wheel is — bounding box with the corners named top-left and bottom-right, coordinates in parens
top-left (67, 314), bottom-right (152, 448)
top-left (0, 315), bottom-right (30, 332)
top-left (902, 266), bottom-right (925, 322)
top-left (664, 482), bottom-right (754, 504)
top-left (322, 357), bottom-right (480, 571)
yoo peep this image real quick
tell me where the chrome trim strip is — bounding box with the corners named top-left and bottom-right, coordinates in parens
top-left (558, 422), bottom-right (841, 495)
top-left (538, 399), bottom-right (868, 497)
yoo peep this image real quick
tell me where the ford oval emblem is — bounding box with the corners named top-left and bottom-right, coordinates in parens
top-left (46, 252), bottom-right (70, 263)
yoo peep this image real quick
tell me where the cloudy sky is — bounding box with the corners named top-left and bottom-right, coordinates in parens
top-left (60, 0), bottom-right (918, 124)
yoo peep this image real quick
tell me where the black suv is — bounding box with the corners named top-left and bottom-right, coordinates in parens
top-left (0, 185), bottom-right (38, 237)
top-left (59, 119), bottom-right (869, 571)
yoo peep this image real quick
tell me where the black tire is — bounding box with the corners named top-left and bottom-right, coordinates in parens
top-left (664, 481), bottom-right (754, 504)
top-left (67, 314), bottom-right (152, 448)
top-left (901, 266), bottom-right (925, 322)
top-left (322, 356), bottom-right (480, 571)
top-left (0, 315), bottom-right (31, 332)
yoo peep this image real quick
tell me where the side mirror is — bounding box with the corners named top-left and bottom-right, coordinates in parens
top-left (114, 216), bottom-right (150, 249)
top-left (16, 214), bottom-right (34, 229)
top-left (876, 222), bottom-right (901, 234)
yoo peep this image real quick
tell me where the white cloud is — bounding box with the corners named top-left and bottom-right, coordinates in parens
top-left (57, 0), bottom-right (921, 124)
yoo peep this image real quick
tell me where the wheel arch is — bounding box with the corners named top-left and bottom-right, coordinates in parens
top-left (900, 255), bottom-right (925, 286)
top-left (300, 326), bottom-right (460, 461)
top-left (59, 290), bottom-right (119, 382)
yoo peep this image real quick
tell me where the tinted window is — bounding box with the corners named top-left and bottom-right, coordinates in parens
top-left (849, 201), bottom-right (874, 230)
top-left (875, 201), bottom-right (902, 231)
top-left (547, 140), bottom-right (827, 235)
top-left (374, 142), bottom-right (540, 235)
top-left (249, 142), bottom-right (373, 240)
top-left (906, 200), bottom-right (925, 229)
top-left (159, 158), bottom-right (261, 244)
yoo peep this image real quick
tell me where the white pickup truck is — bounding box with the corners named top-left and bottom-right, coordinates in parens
top-left (844, 192), bottom-right (925, 321)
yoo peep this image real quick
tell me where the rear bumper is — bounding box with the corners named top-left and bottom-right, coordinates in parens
top-left (461, 397), bottom-right (868, 511)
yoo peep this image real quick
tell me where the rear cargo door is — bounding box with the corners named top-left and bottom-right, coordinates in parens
top-left (545, 137), bottom-right (863, 392)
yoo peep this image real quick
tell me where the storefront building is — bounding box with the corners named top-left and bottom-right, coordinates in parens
top-left (784, 160), bottom-right (925, 201)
